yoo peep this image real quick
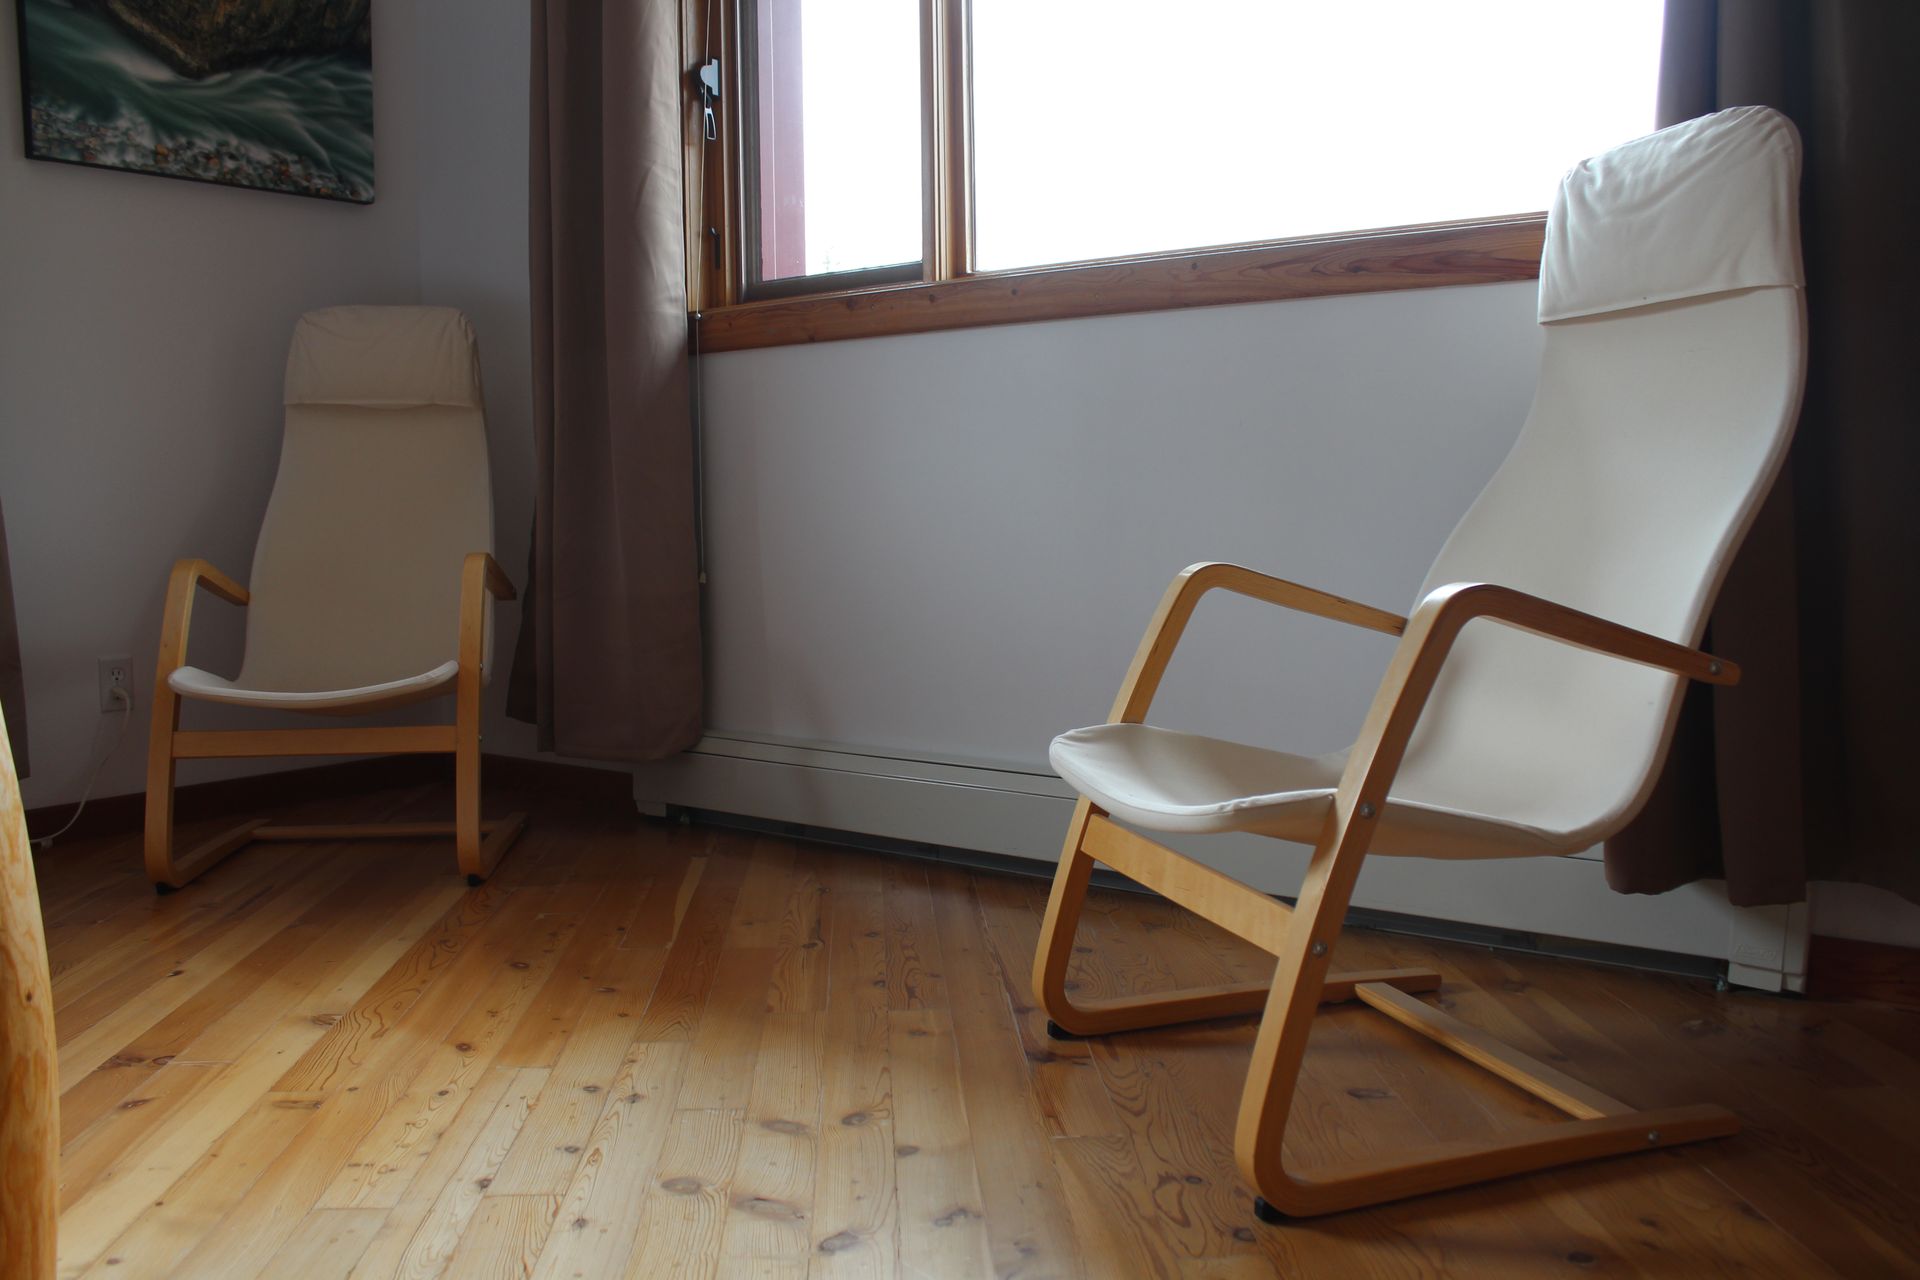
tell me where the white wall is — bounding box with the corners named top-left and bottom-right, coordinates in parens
top-left (700, 284), bottom-right (1540, 768)
top-left (1810, 883), bottom-right (1920, 951)
top-left (409, 0), bottom-right (540, 761)
top-left (8, 3), bottom-right (1912, 950)
top-left (1, 2), bottom-right (425, 810)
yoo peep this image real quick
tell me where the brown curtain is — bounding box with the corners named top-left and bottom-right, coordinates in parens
top-left (509, 0), bottom-right (704, 760)
top-left (0, 499), bottom-right (26, 777)
top-left (1606, 0), bottom-right (1920, 906)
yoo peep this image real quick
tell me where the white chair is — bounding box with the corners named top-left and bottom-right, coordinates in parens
top-left (1032, 106), bottom-right (1807, 1219)
top-left (144, 306), bottom-right (524, 891)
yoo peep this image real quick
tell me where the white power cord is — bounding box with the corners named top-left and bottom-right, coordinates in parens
top-left (31, 685), bottom-right (134, 850)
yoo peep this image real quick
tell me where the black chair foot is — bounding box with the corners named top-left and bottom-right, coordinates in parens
top-left (153, 882), bottom-right (176, 896)
top-left (467, 873), bottom-right (485, 887)
top-left (1253, 1197), bottom-right (1292, 1225)
top-left (1045, 1020), bottom-right (1088, 1041)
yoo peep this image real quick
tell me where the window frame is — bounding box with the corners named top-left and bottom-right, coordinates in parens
top-left (682, 0), bottom-right (1548, 352)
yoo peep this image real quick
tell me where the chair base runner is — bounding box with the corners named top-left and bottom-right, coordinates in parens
top-left (1034, 813), bottom-right (1742, 1220)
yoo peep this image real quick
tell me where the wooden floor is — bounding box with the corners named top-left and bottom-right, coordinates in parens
top-left (34, 778), bottom-right (1920, 1279)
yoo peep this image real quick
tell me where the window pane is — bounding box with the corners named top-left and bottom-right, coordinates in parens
top-left (753, 0), bottom-right (923, 282)
top-left (970, 1), bottom-right (1666, 272)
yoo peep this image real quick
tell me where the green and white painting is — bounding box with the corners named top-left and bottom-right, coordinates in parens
top-left (15, 0), bottom-right (374, 203)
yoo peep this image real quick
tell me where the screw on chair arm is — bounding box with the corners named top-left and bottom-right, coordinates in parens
top-left (1109, 561), bottom-right (1407, 724)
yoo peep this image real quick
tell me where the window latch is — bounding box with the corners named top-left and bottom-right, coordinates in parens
top-left (698, 58), bottom-right (721, 142)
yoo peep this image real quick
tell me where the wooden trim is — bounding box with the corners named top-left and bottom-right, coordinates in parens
top-left (696, 216), bottom-right (1545, 352)
top-left (171, 727), bottom-right (459, 759)
top-left (1807, 934), bottom-right (1920, 1010)
top-left (251, 819), bottom-right (521, 841)
top-left (682, 0), bottom-right (739, 312)
top-left (27, 752), bottom-right (633, 845)
top-left (34, 755), bottom-right (441, 843)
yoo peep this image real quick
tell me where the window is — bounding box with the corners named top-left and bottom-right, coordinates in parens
top-left (687, 0), bottom-right (1667, 346)
top-left (744, 0), bottom-right (924, 293)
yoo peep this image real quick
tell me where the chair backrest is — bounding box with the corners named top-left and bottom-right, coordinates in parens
top-left (1391, 106), bottom-right (1807, 849)
top-left (237, 306), bottom-right (495, 693)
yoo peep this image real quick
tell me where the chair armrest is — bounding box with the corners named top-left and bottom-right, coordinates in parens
top-left (464, 552), bottom-right (516, 602)
top-left (171, 558), bottom-right (250, 607)
top-left (458, 553), bottom-right (516, 681)
top-left (154, 559), bottom-right (249, 682)
top-left (1332, 581), bottom-right (1737, 842)
top-left (1413, 582), bottom-right (1735, 685)
top-left (1109, 562), bottom-right (1406, 723)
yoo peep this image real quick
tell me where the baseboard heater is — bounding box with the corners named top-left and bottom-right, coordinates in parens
top-left (632, 732), bottom-right (1806, 991)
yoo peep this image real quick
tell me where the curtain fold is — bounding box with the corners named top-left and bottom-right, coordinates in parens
top-left (1605, 0), bottom-right (1920, 906)
top-left (0, 498), bottom-right (27, 778)
top-left (509, 0), bottom-right (705, 760)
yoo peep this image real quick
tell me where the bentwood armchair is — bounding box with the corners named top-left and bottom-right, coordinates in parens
top-left (1034, 107), bottom-right (1807, 1219)
top-left (144, 307), bottom-right (524, 891)
top-left (2, 707), bottom-right (56, 1277)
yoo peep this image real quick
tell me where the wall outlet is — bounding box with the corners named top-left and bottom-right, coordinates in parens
top-left (97, 655), bottom-right (133, 712)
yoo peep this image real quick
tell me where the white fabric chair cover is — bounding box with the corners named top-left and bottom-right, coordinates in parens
top-left (1053, 106), bottom-right (1808, 859)
top-left (169, 306), bottom-right (496, 714)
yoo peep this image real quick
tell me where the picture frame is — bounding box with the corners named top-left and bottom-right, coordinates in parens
top-left (13, 0), bottom-right (374, 204)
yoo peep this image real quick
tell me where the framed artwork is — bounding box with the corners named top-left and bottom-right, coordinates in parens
top-left (14, 0), bottom-right (374, 203)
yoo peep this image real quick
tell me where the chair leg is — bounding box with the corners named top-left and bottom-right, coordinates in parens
top-left (1031, 801), bottom-right (1438, 1038)
top-left (1036, 800), bottom-right (1738, 1217)
top-left (454, 678), bottom-right (484, 884)
top-left (1034, 802), bottom-right (1266, 1033)
top-left (1227, 823), bottom-right (1738, 1219)
top-left (143, 681), bottom-right (184, 890)
top-left (451, 674), bottom-right (525, 886)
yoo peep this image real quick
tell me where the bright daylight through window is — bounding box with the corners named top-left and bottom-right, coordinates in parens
top-left (751, 0), bottom-right (922, 284)
top-left (743, 0), bottom-right (1666, 289)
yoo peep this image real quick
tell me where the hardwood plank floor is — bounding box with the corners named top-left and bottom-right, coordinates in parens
top-left (33, 779), bottom-right (1920, 1278)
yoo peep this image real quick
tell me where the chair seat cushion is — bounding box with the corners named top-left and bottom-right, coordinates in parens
top-left (168, 660), bottom-right (460, 714)
top-left (1050, 724), bottom-right (1573, 860)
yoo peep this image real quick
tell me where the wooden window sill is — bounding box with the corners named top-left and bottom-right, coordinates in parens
top-left (695, 215), bottom-right (1546, 354)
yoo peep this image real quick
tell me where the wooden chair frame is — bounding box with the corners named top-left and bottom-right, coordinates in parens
top-left (2, 710), bottom-right (57, 1279)
top-left (143, 552), bottom-right (526, 892)
top-left (1032, 562), bottom-right (1742, 1220)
